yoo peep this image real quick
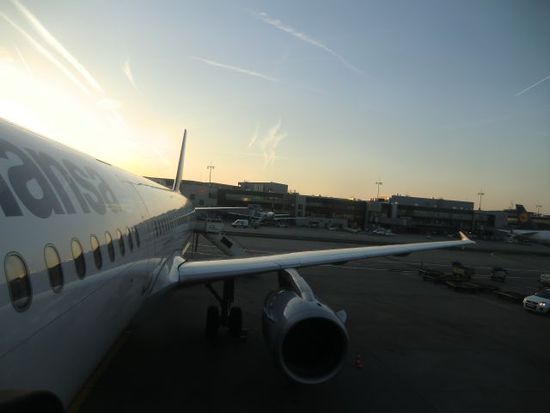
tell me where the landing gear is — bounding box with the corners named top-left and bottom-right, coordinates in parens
top-left (205, 279), bottom-right (244, 339)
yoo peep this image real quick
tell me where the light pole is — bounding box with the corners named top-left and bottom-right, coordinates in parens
top-left (375, 180), bottom-right (383, 199)
top-left (477, 190), bottom-right (485, 211)
top-left (207, 164), bottom-right (215, 185)
top-left (536, 204), bottom-right (542, 215)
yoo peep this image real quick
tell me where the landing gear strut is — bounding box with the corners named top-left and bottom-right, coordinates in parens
top-left (205, 279), bottom-right (243, 339)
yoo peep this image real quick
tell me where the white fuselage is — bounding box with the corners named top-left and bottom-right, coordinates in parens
top-left (512, 230), bottom-right (550, 247)
top-left (0, 120), bottom-right (194, 405)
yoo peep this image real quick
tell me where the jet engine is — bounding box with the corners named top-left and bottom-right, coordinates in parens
top-left (262, 268), bottom-right (348, 384)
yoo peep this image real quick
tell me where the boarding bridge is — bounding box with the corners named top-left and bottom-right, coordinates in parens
top-left (193, 220), bottom-right (247, 257)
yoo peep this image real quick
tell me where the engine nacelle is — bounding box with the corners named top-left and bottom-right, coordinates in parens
top-left (262, 269), bottom-right (348, 384)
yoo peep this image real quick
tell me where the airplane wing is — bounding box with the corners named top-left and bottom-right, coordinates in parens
top-left (178, 232), bottom-right (474, 285)
top-left (194, 207), bottom-right (249, 212)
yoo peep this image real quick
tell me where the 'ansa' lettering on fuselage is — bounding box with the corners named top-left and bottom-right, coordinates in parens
top-left (0, 137), bottom-right (121, 218)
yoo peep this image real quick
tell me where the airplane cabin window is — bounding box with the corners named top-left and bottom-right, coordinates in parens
top-left (44, 245), bottom-right (64, 293)
top-left (90, 235), bottom-right (102, 269)
top-left (4, 253), bottom-right (32, 311)
top-left (134, 226), bottom-right (141, 247)
top-left (71, 239), bottom-right (86, 278)
top-left (105, 231), bottom-right (115, 262)
top-left (116, 229), bottom-right (125, 256)
top-left (127, 227), bottom-right (134, 251)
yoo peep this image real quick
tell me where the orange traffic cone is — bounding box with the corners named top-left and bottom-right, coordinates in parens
top-left (352, 353), bottom-right (363, 369)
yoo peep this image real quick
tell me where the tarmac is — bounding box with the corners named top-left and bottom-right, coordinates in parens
top-left (76, 227), bottom-right (550, 413)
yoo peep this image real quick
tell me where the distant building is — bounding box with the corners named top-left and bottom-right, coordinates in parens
top-left (144, 177), bottom-right (237, 207)
top-left (372, 195), bottom-right (474, 233)
top-left (144, 176), bottom-right (508, 235)
top-left (218, 188), bottom-right (288, 212)
top-left (238, 181), bottom-right (288, 194)
top-left (289, 194), bottom-right (367, 229)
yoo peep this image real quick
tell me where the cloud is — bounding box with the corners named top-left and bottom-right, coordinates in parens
top-left (13, 43), bottom-right (32, 76)
top-left (248, 124), bottom-right (259, 147)
top-left (11, 0), bottom-right (104, 94)
top-left (248, 120), bottom-right (287, 166)
top-left (515, 72), bottom-right (550, 96)
top-left (190, 56), bottom-right (279, 83)
top-left (122, 58), bottom-right (140, 92)
top-left (252, 10), bottom-right (364, 75)
top-left (0, 12), bottom-right (92, 95)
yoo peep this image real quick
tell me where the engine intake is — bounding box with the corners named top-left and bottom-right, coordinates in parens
top-left (263, 269), bottom-right (349, 384)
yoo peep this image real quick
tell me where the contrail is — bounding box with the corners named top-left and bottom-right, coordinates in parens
top-left (122, 58), bottom-right (140, 92)
top-left (248, 124), bottom-right (259, 148)
top-left (0, 12), bottom-right (91, 95)
top-left (515, 73), bottom-right (550, 96)
top-left (13, 43), bottom-right (32, 76)
top-left (261, 120), bottom-right (287, 166)
top-left (190, 56), bottom-right (279, 82)
top-left (11, 0), bottom-right (104, 94)
top-left (252, 10), bottom-right (364, 75)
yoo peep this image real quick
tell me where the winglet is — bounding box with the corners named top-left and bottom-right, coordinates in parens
top-left (458, 231), bottom-right (471, 241)
top-left (172, 130), bottom-right (187, 192)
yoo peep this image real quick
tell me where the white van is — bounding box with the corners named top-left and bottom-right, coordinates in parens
top-left (231, 219), bottom-right (249, 228)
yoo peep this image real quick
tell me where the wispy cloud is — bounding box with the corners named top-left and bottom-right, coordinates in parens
top-left (0, 12), bottom-right (92, 95)
top-left (11, 0), bottom-right (104, 94)
top-left (251, 10), bottom-right (364, 75)
top-left (122, 58), bottom-right (140, 92)
top-left (190, 56), bottom-right (279, 83)
top-left (248, 124), bottom-right (259, 147)
top-left (515, 72), bottom-right (550, 96)
top-left (249, 120), bottom-right (287, 166)
top-left (13, 43), bottom-right (32, 76)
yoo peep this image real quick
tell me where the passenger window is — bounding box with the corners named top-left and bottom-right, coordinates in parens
top-left (71, 239), bottom-right (86, 278)
top-left (44, 245), bottom-right (63, 293)
top-left (126, 227), bottom-right (134, 251)
top-left (105, 231), bottom-right (115, 262)
top-left (4, 253), bottom-right (32, 311)
top-left (116, 229), bottom-right (125, 256)
top-left (90, 235), bottom-right (102, 269)
top-left (134, 226), bottom-right (141, 247)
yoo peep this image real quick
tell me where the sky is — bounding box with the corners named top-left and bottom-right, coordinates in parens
top-left (0, 0), bottom-right (549, 213)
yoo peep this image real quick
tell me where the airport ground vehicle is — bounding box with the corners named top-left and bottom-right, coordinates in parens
top-left (523, 289), bottom-right (550, 314)
top-left (540, 274), bottom-right (550, 287)
top-left (490, 267), bottom-right (508, 282)
top-left (451, 261), bottom-right (475, 280)
top-left (231, 219), bottom-right (249, 228)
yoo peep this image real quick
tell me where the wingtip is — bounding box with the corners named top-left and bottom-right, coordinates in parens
top-left (458, 231), bottom-right (472, 242)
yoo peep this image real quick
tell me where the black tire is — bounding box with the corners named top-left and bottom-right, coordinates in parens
top-left (228, 306), bottom-right (243, 337)
top-left (205, 305), bottom-right (220, 340)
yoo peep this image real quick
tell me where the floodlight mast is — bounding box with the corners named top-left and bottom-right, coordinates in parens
top-left (375, 181), bottom-right (383, 198)
top-left (207, 164), bottom-right (215, 185)
top-left (477, 190), bottom-right (485, 211)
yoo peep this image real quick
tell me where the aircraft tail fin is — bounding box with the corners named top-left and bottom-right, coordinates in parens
top-left (515, 204), bottom-right (532, 226)
top-left (172, 129), bottom-right (187, 192)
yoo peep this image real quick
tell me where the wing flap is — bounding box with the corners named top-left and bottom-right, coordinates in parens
top-left (178, 233), bottom-right (474, 284)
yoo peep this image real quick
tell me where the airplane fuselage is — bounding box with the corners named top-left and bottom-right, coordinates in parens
top-left (512, 230), bottom-right (550, 247)
top-left (0, 119), bottom-right (194, 405)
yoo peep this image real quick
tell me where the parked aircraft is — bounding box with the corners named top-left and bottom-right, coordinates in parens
top-left (230, 205), bottom-right (299, 226)
top-left (502, 205), bottom-right (550, 246)
top-left (0, 118), bottom-right (473, 409)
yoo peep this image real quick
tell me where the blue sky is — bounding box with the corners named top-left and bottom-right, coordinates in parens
top-left (0, 0), bottom-right (548, 212)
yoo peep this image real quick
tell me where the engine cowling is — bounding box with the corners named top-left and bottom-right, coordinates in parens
top-left (262, 269), bottom-right (348, 384)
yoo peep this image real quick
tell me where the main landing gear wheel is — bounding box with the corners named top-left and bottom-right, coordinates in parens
top-left (205, 305), bottom-right (220, 340)
top-left (205, 280), bottom-right (245, 339)
top-left (228, 306), bottom-right (243, 337)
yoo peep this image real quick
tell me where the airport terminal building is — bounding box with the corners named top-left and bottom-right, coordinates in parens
top-left (146, 177), bottom-right (509, 235)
